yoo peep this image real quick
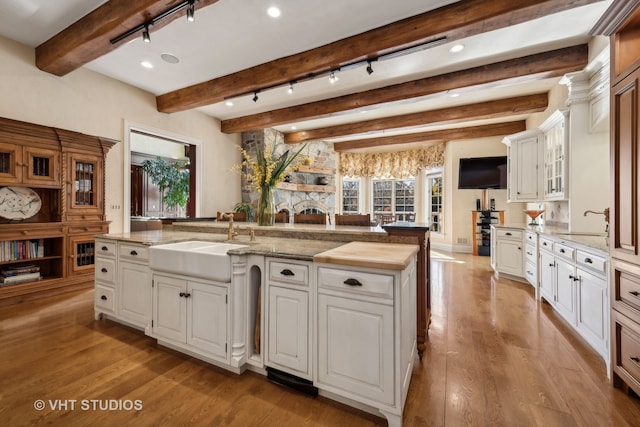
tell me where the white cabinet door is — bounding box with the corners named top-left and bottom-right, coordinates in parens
top-left (539, 250), bottom-right (556, 304)
top-left (117, 261), bottom-right (151, 328)
top-left (317, 293), bottom-right (394, 405)
top-left (555, 259), bottom-right (576, 324)
top-left (496, 239), bottom-right (523, 276)
top-left (267, 285), bottom-right (309, 376)
top-left (576, 268), bottom-right (608, 351)
top-left (188, 280), bottom-right (227, 358)
top-left (153, 274), bottom-right (186, 343)
top-left (510, 134), bottom-right (543, 201)
top-left (541, 109), bottom-right (568, 200)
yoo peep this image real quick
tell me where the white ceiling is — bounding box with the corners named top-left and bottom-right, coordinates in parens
top-left (0, 0), bottom-right (613, 147)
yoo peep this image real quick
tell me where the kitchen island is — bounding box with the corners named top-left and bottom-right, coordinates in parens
top-left (94, 224), bottom-right (421, 426)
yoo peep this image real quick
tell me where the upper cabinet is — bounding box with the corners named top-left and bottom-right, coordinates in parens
top-left (503, 129), bottom-right (544, 202)
top-left (539, 109), bottom-right (569, 201)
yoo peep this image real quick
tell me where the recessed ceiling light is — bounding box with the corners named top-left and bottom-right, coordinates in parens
top-left (267, 6), bottom-right (281, 18)
top-left (225, 100), bottom-right (234, 107)
top-left (140, 60), bottom-right (154, 69)
top-left (291, 126), bottom-right (297, 130)
top-left (450, 93), bottom-right (460, 98)
top-left (160, 53), bottom-right (180, 64)
top-left (449, 44), bottom-right (465, 53)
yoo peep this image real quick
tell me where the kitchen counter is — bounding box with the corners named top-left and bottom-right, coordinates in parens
top-left (314, 241), bottom-right (419, 270)
top-left (492, 223), bottom-right (609, 254)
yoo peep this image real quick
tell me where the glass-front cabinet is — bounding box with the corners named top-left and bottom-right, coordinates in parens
top-left (540, 109), bottom-right (569, 201)
top-left (68, 234), bottom-right (96, 276)
top-left (0, 143), bottom-right (60, 187)
top-left (67, 153), bottom-right (103, 220)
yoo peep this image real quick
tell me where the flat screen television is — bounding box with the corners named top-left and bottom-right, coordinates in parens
top-left (458, 156), bottom-right (507, 189)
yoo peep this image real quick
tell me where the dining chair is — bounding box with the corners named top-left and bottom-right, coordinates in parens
top-left (334, 214), bottom-right (371, 226)
top-left (293, 213), bottom-right (326, 224)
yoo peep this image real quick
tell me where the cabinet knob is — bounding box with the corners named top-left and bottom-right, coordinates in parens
top-left (344, 278), bottom-right (363, 287)
top-left (100, 295), bottom-right (107, 300)
top-left (280, 269), bottom-right (295, 276)
top-left (549, 263), bottom-right (555, 267)
top-left (22, 230), bottom-right (28, 235)
top-left (101, 268), bottom-right (108, 273)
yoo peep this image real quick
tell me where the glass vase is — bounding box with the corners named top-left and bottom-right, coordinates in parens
top-left (257, 186), bottom-right (275, 226)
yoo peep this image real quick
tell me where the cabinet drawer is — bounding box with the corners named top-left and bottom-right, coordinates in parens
top-left (317, 266), bottom-right (393, 300)
top-left (554, 242), bottom-right (575, 260)
top-left (119, 243), bottom-right (149, 262)
top-left (576, 250), bottom-right (607, 277)
top-left (615, 312), bottom-right (640, 387)
top-left (1, 225), bottom-right (65, 239)
top-left (95, 257), bottom-right (116, 284)
top-left (525, 231), bottom-right (537, 245)
top-left (524, 243), bottom-right (536, 263)
top-left (269, 260), bottom-right (309, 286)
top-left (525, 260), bottom-right (537, 286)
top-left (539, 236), bottom-right (554, 251)
top-left (613, 260), bottom-right (640, 313)
top-left (496, 229), bottom-right (523, 240)
top-left (67, 224), bottom-right (107, 235)
top-left (95, 239), bottom-right (117, 258)
top-left (95, 283), bottom-right (115, 313)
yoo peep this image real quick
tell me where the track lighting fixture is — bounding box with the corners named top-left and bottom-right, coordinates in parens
top-left (366, 61), bottom-right (374, 75)
top-left (187, 0), bottom-right (195, 22)
top-left (287, 82), bottom-right (294, 94)
top-left (142, 25), bottom-right (151, 43)
top-left (253, 91), bottom-right (259, 102)
top-left (110, 0), bottom-right (200, 45)
top-left (329, 71), bottom-right (338, 84)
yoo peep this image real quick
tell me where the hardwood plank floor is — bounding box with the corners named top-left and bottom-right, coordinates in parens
top-left (2, 251), bottom-right (640, 426)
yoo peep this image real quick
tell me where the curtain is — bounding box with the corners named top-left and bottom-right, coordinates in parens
top-left (339, 142), bottom-right (445, 178)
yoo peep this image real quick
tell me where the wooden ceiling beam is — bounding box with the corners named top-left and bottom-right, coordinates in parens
top-left (284, 93), bottom-right (548, 143)
top-left (221, 45), bottom-right (587, 133)
top-left (156, 0), bottom-right (600, 113)
top-left (35, 0), bottom-right (220, 76)
top-left (333, 121), bottom-right (526, 151)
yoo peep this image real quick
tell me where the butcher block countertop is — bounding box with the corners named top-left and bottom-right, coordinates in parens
top-left (313, 241), bottom-right (419, 270)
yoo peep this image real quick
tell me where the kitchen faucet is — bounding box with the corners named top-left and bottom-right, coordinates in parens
top-left (220, 212), bottom-right (239, 240)
top-left (583, 208), bottom-right (610, 233)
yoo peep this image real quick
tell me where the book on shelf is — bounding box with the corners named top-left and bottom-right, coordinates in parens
top-left (0, 239), bottom-right (45, 262)
top-left (2, 264), bottom-right (41, 276)
top-left (0, 271), bottom-right (42, 285)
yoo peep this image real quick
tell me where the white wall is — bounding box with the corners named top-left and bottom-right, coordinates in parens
top-left (433, 136), bottom-right (525, 252)
top-left (0, 35), bottom-right (241, 233)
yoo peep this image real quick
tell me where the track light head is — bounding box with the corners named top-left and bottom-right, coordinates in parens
top-left (142, 25), bottom-right (151, 43)
top-left (187, 2), bottom-right (195, 22)
top-left (253, 91), bottom-right (259, 102)
top-left (329, 71), bottom-right (338, 84)
top-left (287, 82), bottom-right (294, 94)
top-left (366, 61), bottom-right (374, 75)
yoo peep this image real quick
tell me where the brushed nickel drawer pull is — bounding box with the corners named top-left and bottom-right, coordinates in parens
top-left (344, 278), bottom-right (363, 287)
top-left (280, 269), bottom-right (295, 276)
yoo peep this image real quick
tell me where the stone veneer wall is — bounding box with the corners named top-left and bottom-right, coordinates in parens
top-left (241, 129), bottom-right (336, 216)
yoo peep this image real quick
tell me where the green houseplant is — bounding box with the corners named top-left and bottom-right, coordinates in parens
top-left (141, 157), bottom-right (190, 214)
top-left (233, 201), bottom-right (254, 222)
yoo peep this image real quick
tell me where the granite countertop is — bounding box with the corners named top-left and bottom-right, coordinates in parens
top-left (314, 241), bottom-right (419, 270)
top-left (492, 223), bottom-right (609, 254)
top-left (95, 225), bottom-right (420, 261)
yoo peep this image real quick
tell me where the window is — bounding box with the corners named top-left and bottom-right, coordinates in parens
top-left (372, 179), bottom-right (415, 221)
top-left (342, 179), bottom-right (360, 214)
top-left (427, 173), bottom-right (443, 233)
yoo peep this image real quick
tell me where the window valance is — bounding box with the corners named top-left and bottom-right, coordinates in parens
top-left (339, 142), bottom-right (445, 178)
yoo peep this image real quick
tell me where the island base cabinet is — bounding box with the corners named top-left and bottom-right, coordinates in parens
top-left (117, 261), bottom-right (151, 329)
top-left (576, 268), bottom-right (608, 355)
top-left (267, 286), bottom-right (309, 377)
top-left (152, 273), bottom-right (228, 360)
top-left (317, 294), bottom-right (394, 405)
top-left (555, 259), bottom-right (577, 324)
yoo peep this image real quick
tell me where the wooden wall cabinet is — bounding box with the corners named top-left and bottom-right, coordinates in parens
top-left (0, 117), bottom-right (116, 306)
top-left (592, 0), bottom-right (640, 396)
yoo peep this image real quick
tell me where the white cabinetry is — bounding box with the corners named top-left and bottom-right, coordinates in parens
top-left (117, 242), bottom-right (151, 329)
top-left (153, 272), bottom-right (229, 361)
top-left (524, 230), bottom-right (538, 290)
top-left (492, 227), bottom-right (524, 279)
top-left (315, 259), bottom-right (416, 427)
top-left (536, 234), bottom-right (609, 369)
top-left (94, 239), bottom-right (117, 318)
top-left (540, 109), bottom-right (569, 200)
top-left (265, 259), bottom-right (311, 379)
top-left (503, 129), bottom-right (544, 202)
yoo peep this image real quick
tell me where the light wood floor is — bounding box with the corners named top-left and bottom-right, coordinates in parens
top-left (2, 252), bottom-right (640, 426)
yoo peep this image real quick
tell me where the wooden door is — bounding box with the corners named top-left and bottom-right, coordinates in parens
top-left (0, 142), bottom-right (22, 184)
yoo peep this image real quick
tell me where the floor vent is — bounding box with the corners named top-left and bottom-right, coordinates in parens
top-left (266, 367), bottom-right (318, 397)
